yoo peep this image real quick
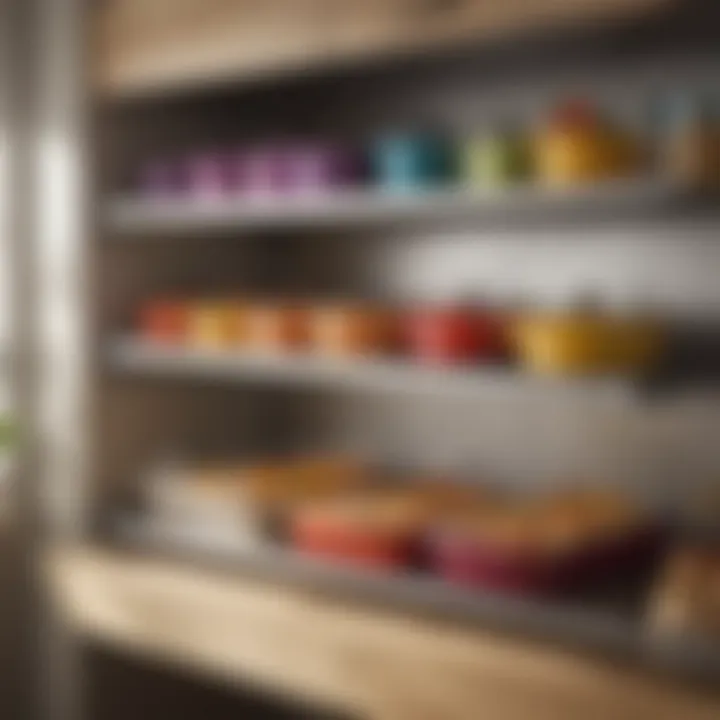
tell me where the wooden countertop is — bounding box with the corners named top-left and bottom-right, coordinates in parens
top-left (46, 544), bottom-right (720, 720)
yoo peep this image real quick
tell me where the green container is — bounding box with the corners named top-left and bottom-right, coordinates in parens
top-left (462, 129), bottom-right (531, 188)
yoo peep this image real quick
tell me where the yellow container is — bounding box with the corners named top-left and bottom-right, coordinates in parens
top-left (512, 311), bottom-right (663, 376)
top-left (534, 125), bottom-right (636, 187)
top-left (513, 313), bottom-right (612, 375)
top-left (612, 317), bottom-right (665, 372)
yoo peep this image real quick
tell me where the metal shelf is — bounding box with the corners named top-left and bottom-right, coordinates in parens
top-left (114, 514), bottom-right (644, 658)
top-left (108, 338), bottom-right (626, 399)
top-left (113, 515), bottom-right (720, 685)
top-left (107, 178), bottom-right (701, 236)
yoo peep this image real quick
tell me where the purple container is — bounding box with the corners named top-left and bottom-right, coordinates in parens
top-left (138, 160), bottom-right (187, 199)
top-left (233, 143), bottom-right (362, 198)
top-left (281, 144), bottom-right (362, 194)
top-left (184, 151), bottom-right (236, 200)
top-left (233, 148), bottom-right (287, 197)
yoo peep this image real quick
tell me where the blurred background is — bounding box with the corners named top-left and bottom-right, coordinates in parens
top-left (3, 1), bottom-right (720, 718)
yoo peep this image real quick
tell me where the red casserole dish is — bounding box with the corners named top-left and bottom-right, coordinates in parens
top-left (290, 483), bottom-right (484, 572)
top-left (291, 493), bottom-right (423, 571)
top-left (427, 492), bottom-right (664, 596)
top-left (429, 524), bottom-right (663, 595)
top-left (293, 519), bottom-right (419, 571)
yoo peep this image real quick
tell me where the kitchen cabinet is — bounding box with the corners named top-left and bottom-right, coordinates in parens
top-left (39, 0), bottom-right (720, 717)
top-left (329, 0), bottom-right (672, 55)
top-left (93, 0), bottom-right (331, 93)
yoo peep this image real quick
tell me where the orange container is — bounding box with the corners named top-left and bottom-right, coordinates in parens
top-left (186, 299), bottom-right (247, 349)
top-left (309, 304), bottom-right (398, 357)
top-left (139, 299), bottom-right (189, 344)
top-left (245, 302), bottom-right (309, 351)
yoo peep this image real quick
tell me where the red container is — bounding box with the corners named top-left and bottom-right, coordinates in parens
top-left (290, 488), bottom-right (455, 572)
top-left (428, 522), bottom-right (663, 596)
top-left (139, 300), bottom-right (189, 344)
top-left (406, 305), bottom-right (507, 365)
top-left (292, 519), bottom-right (419, 571)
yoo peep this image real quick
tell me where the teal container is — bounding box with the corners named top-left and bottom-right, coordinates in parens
top-left (371, 133), bottom-right (453, 191)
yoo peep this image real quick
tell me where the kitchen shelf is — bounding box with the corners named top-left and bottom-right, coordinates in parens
top-left (112, 514), bottom-right (720, 685)
top-left (107, 178), bottom-right (704, 236)
top-left (108, 338), bottom-right (626, 399)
